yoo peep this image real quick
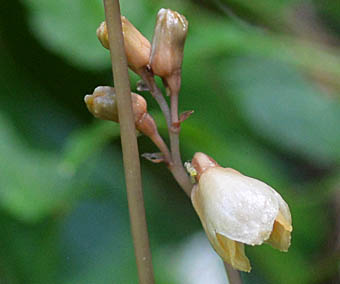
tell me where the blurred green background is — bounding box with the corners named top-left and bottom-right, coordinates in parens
top-left (0, 0), bottom-right (339, 283)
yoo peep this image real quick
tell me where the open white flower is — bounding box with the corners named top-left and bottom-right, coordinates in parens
top-left (190, 152), bottom-right (292, 272)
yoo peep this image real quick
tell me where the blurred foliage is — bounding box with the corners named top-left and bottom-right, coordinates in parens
top-left (0, 0), bottom-right (339, 283)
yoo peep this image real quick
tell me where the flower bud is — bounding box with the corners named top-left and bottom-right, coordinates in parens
top-left (96, 22), bottom-right (110, 49)
top-left (85, 86), bottom-right (147, 123)
top-left (97, 18), bottom-right (151, 74)
top-left (135, 113), bottom-right (158, 138)
top-left (85, 86), bottom-right (119, 122)
top-left (85, 87), bottom-right (159, 139)
top-left (150, 8), bottom-right (188, 93)
top-left (190, 152), bottom-right (292, 272)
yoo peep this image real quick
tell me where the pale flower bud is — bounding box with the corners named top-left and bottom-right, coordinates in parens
top-left (84, 86), bottom-right (159, 139)
top-left (96, 22), bottom-right (110, 49)
top-left (190, 152), bottom-right (292, 272)
top-left (84, 86), bottom-right (119, 122)
top-left (150, 8), bottom-right (188, 93)
top-left (96, 18), bottom-right (151, 74)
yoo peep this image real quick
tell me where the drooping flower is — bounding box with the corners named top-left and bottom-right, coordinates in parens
top-left (189, 152), bottom-right (292, 272)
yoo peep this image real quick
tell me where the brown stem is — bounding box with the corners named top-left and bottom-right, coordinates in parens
top-left (169, 89), bottom-right (192, 196)
top-left (102, 1), bottom-right (155, 283)
top-left (140, 69), bottom-right (171, 129)
top-left (224, 262), bottom-right (243, 284)
top-left (139, 69), bottom-right (191, 194)
top-left (149, 133), bottom-right (172, 164)
top-left (170, 92), bottom-right (179, 128)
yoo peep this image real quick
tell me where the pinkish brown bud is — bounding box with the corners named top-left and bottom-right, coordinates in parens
top-left (97, 18), bottom-right (151, 74)
top-left (150, 8), bottom-right (188, 93)
top-left (135, 113), bottom-right (158, 138)
top-left (131, 92), bottom-right (147, 122)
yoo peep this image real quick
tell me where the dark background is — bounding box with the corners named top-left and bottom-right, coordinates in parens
top-left (0, 0), bottom-right (339, 283)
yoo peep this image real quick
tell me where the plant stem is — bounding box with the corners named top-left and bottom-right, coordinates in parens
top-left (149, 132), bottom-right (172, 164)
top-left (139, 69), bottom-right (192, 194)
top-left (224, 262), bottom-right (243, 284)
top-left (170, 92), bottom-right (179, 126)
top-left (169, 90), bottom-right (193, 196)
top-left (102, 1), bottom-right (155, 283)
top-left (140, 69), bottom-right (171, 129)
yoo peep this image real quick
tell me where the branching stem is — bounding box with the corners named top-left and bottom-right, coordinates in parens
top-left (140, 69), bottom-right (192, 195)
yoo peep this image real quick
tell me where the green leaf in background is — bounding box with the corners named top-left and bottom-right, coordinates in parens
top-left (59, 200), bottom-right (137, 284)
top-left (0, 113), bottom-right (65, 222)
top-left (22, 0), bottom-right (108, 69)
top-left (0, 215), bottom-right (59, 284)
top-left (21, 0), bottom-right (154, 70)
top-left (151, 111), bottom-right (289, 188)
top-left (1, 0), bottom-right (339, 283)
top-left (0, 113), bottom-right (119, 222)
top-left (186, 18), bottom-right (340, 82)
top-left (224, 57), bottom-right (340, 165)
top-left (60, 121), bottom-right (120, 176)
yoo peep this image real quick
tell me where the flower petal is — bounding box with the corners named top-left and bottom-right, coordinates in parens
top-left (266, 211), bottom-right (292, 251)
top-left (216, 233), bottom-right (251, 272)
top-left (198, 167), bottom-right (279, 245)
top-left (192, 184), bottom-right (251, 272)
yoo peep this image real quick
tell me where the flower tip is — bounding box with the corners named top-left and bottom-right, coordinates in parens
top-left (267, 212), bottom-right (292, 252)
top-left (216, 233), bottom-right (251, 272)
top-left (158, 7), bottom-right (167, 15)
top-left (84, 86), bottom-right (118, 122)
top-left (96, 22), bottom-right (109, 49)
top-left (84, 94), bottom-right (93, 107)
top-left (191, 152), bottom-right (219, 180)
top-left (131, 93), bottom-right (147, 121)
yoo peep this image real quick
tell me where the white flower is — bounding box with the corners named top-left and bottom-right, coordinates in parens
top-left (190, 152), bottom-right (292, 272)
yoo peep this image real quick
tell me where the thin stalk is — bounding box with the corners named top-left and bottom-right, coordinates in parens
top-left (149, 133), bottom-right (172, 164)
top-left (140, 69), bottom-right (171, 128)
top-left (224, 262), bottom-right (243, 284)
top-left (170, 92), bottom-right (179, 126)
top-left (102, 1), bottom-right (155, 283)
top-left (169, 90), bottom-right (193, 196)
top-left (140, 69), bottom-right (191, 194)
